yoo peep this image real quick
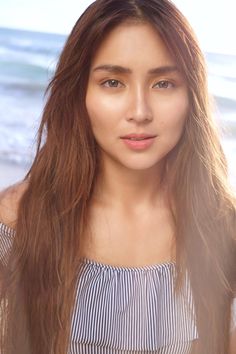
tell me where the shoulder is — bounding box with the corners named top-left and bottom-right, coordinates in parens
top-left (0, 180), bottom-right (29, 230)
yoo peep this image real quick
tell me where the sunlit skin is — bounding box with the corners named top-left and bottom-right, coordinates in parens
top-left (1, 21), bottom-right (191, 268)
top-left (86, 21), bottom-right (189, 212)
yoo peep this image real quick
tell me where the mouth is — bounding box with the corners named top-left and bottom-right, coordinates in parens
top-left (121, 134), bottom-right (157, 140)
top-left (122, 137), bottom-right (153, 141)
top-left (121, 136), bottom-right (157, 150)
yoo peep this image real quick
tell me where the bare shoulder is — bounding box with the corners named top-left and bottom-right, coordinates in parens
top-left (0, 180), bottom-right (29, 229)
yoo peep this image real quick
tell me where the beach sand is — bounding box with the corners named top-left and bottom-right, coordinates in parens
top-left (0, 161), bottom-right (28, 190)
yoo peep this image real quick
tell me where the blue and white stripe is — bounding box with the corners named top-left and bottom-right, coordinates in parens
top-left (0, 221), bottom-right (14, 266)
top-left (1, 222), bottom-right (235, 354)
top-left (69, 258), bottom-right (198, 353)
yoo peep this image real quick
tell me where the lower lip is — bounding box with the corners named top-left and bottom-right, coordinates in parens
top-left (121, 137), bottom-right (156, 150)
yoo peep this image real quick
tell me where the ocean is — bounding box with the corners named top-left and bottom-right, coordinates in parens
top-left (0, 27), bottom-right (235, 187)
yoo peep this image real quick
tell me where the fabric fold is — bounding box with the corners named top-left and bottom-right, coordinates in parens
top-left (70, 258), bottom-right (198, 351)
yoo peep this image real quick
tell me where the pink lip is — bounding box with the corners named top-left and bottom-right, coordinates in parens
top-left (121, 137), bottom-right (156, 150)
top-left (121, 133), bottom-right (156, 139)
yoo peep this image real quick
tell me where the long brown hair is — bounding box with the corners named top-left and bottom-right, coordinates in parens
top-left (0, 0), bottom-right (235, 353)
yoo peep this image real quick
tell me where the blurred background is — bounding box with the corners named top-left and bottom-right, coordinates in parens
top-left (0, 0), bottom-right (235, 189)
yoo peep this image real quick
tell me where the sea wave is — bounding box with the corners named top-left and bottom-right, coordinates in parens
top-left (0, 26), bottom-right (65, 54)
top-left (206, 53), bottom-right (236, 81)
top-left (0, 62), bottom-right (53, 88)
top-left (0, 47), bottom-right (57, 71)
top-left (208, 76), bottom-right (236, 102)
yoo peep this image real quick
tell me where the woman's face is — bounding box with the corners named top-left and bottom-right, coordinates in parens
top-left (86, 21), bottom-right (189, 172)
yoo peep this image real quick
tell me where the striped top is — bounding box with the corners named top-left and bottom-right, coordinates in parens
top-left (0, 222), bottom-right (235, 354)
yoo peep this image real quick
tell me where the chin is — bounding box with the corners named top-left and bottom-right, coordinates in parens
top-left (118, 159), bottom-right (164, 171)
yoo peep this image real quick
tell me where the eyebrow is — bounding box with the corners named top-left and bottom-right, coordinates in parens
top-left (92, 64), bottom-right (180, 75)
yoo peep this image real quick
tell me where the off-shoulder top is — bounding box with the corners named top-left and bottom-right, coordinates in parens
top-left (0, 222), bottom-right (235, 354)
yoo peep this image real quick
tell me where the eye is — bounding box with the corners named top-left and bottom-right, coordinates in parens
top-left (101, 79), bottom-right (123, 88)
top-left (154, 80), bottom-right (174, 89)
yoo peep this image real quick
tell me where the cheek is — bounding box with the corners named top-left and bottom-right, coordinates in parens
top-left (86, 84), bottom-right (126, 125)
top-left (86, 91), bottom-right (116, 136)
top-left (158, 94), bottom-right (189, 134)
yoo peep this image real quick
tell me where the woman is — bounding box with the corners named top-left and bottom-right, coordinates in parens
top-left (0, 0), bottom-right (235, 353)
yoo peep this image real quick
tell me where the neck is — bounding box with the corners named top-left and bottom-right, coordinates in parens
top-left (92, 158), bottom-right (170, 213)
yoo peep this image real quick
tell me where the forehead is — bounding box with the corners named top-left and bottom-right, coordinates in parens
top-left (91, 22), bottom-right (175, 69)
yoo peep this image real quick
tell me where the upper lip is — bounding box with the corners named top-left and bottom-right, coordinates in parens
top-left (121, 133), bottom-right (157, 139)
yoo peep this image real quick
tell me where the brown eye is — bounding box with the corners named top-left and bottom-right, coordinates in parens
top-left (101, 79), bottom-right (123, 88)
top-left (155, 80), bottom-right (174, 89)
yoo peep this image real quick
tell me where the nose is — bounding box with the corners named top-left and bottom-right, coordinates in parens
top-left (125, 86), bottom-right (153, 123)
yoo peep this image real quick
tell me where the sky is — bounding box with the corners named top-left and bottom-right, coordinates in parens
top-left (0, 0), bottom-right (236, 55)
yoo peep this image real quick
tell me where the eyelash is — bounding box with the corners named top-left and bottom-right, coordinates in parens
top-left (100, 79), bottom-right (175, 89)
